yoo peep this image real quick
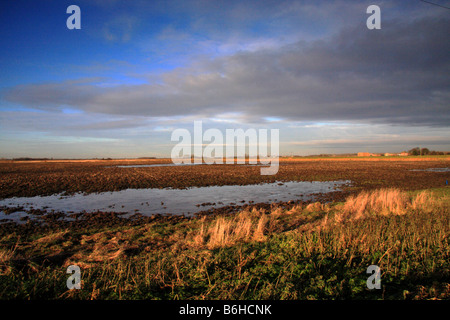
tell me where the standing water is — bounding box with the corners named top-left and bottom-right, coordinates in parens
top-left (0, 180), bottom-right (350, 222)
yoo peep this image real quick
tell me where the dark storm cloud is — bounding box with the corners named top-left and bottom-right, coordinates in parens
top-left (4, 11), bottom-right (449, 126)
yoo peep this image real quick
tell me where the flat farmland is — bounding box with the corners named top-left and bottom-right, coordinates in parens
top-left (0, 156), bottom-right (449, 300)
top-left (0, 157), bottom-right (449, 200)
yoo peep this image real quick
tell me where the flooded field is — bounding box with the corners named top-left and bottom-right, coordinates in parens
top-left (0, 157), bottom-right (449, 224)
top-left (0, 180), bottom-right (350, 222)
top-left (113, 163), bottom-right (204, 168)
top-left (1, 158), bottom-right (449, 200)
top-left (0, 157), bottom-right (449, 301)
top-left (410, 167), bottom-right (450, 172)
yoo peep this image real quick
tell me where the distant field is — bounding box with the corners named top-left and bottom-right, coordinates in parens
top-left (0, 156), bottom-right (448, 199)
top-left (284, 155), bottom-right (450, 161)
top-left (2, 154), bottom-right (449, 163)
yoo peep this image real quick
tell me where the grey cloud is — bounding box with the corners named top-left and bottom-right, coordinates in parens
top-left (67, 118), bottom-right (150, 131)
top-left (4, 12), bottom-right (450, 126)
top-left (3, 80), bottom-right (100, 110)
top-left (287, 136), bottom-right (450, 148)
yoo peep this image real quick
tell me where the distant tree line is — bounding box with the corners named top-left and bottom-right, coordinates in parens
top-left (12, 157), bottom-right (52, 161)
top-left (407, 147), bottom-right (448, 156)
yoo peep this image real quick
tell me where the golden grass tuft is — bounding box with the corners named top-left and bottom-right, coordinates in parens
top-left (0, 248), bottom-right (15, 265)
top-left (188, 209), bottom-right (272, 249)
top-left (0, 239), bottom-right (20, 275)
top-left (285, 205), bottom-right (303, 215)
top-left (86, 236), bottom-right (125, 262)
top-left (66, 234), bottom-right (127, 266)
top-left (269, 207), bottom-right (284, 217)
top-left (35, 229), bottom-right (69, 244)
top-left (305, 202), bottom-right (323, 212)
top-left (334, 188), bottom-right (441, 224)
top-left (342, 188), bottom-right (408, 218)
top-left (411, 190), bottom-right (438, 212)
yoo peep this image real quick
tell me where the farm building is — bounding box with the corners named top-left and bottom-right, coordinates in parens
top-left (357, 152), bottom-right (382, 157)
top-left (357, 152), bottom-right (371, 157)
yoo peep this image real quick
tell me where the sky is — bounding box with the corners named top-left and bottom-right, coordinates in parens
top-left (0, 0), bottom-right (449, 158)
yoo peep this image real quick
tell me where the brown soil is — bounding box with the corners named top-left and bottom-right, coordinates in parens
top-left (0, 157), bottom-right (448, 233)
top-left (0, 158), bottom-right (448, 199)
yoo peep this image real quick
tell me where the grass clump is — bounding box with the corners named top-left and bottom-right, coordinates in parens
top-left (187, 209), bottom-right (269, 249)
top-left (332, 189), bottom-right (444, 223)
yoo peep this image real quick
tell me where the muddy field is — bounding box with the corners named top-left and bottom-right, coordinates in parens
top-left (0, 157), bottom-right (449, 300)
top-left (0, 156), bottom-right (448, 231)
top-left (1, 157), bottom-right (449, 201)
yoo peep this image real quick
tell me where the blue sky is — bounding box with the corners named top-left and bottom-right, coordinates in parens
top-left (0, 0), bottom-right (449, 158)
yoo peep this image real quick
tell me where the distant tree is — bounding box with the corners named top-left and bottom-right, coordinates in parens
top-left (420, 148), bottom-right (430, 155)
top-left (408, 147), bottom-right (420, 156)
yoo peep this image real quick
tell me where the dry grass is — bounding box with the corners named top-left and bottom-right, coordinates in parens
top-left (0, 248), bottom-right (15, 264)
top-left (411, 190), bottom-right (439, 212)
top-left (35, 229), bottom-right (69, 244)
top-left (64, 232), bottom-right (129, 268)
top-left (189, 209), bottom-right (271, 249)
top-left (305, 202), bottom-right (325, 212)
top-left (187, 201), bottom-right (330, 249)
top-left (1, 187), bottom-right (448, 300)
top-left (0, 239), bottom-right (19, 275)
top-left (333, 189), bottom-right (441, 223)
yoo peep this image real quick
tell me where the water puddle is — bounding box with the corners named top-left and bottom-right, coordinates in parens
top-left (114, 163), bottom-right (204, 168)
top-left (0, 180), bottom-right (351, 222)
top-left (410, 167), bottom-right (450, 172)
top-left (112, 163), bottom-right (264, 168)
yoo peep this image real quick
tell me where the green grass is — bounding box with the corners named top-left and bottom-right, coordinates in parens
top-left (0, 188), bottom-right (449, 300)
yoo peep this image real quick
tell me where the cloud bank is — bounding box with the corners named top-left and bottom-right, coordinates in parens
top-left (4, 12), bottom-right (449, 128)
